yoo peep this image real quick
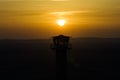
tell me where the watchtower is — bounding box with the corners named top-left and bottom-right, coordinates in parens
top-left (51, 35), bottom-right (71, 80)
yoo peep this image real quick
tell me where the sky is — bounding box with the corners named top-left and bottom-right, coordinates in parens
top-left (0, 0), bottom-right (120, 39)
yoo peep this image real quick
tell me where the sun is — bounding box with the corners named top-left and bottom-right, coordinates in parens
top-left (57, 19), bottom-right (66, 27)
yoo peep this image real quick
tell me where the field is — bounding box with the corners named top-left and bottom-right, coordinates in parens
top-left (0, 38), bottom-right (120, 80)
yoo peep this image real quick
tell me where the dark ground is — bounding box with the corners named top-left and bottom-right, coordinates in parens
top-left (0, 38), bottom-right (120, 80)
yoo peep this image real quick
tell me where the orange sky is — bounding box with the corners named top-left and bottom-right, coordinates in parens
top-left (0, 0), bottom-right (120, 39)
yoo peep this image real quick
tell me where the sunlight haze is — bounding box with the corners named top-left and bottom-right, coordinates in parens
top-left (0, 0), bottom-right (120, 39)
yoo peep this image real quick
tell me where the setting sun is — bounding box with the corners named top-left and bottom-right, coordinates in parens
top-left (57, 19), bottom-right (66, 27)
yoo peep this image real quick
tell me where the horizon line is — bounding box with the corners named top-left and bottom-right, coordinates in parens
top-left (0, 37), bottom-right (120, 40)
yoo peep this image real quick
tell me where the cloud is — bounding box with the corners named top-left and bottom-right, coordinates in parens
top-left (0, 0), bottom-right (69, 1)
top-left (51, 0), bottom-right (69, 1)
top-left (49, 10), bottom-right (91, 15)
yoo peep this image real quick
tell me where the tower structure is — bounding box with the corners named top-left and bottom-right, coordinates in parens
top-left (51, 35), bottom-right (71, 80)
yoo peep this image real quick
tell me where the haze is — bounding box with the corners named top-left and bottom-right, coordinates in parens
top-left (0, 0), bottom-right (120, 39)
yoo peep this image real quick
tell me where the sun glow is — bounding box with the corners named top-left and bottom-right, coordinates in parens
top-left (57, 19), bottom-right (66, 27)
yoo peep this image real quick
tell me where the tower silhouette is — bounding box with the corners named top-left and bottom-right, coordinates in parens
top-left (51, 35), bottom-right (71, 80)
